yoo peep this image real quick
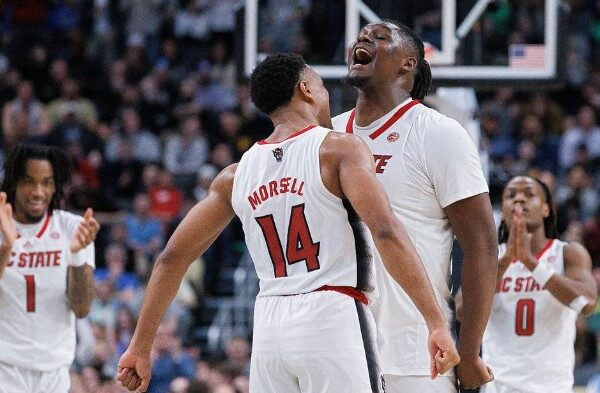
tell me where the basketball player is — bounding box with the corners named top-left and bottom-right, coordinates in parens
top-left (117, 53), bottom-right (459, 393)
top-left (332, 21), bottom-right (498, 392)
top-left (0, 144), bottom-right (100, 393)
top-left (481, 176), bottom-right (596, 393)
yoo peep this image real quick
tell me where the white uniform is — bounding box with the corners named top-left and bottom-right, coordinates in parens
top-left (232, 126), bottom-right (383, 393)
top-left (0, 210), bottom-right (95, 393)
top-left (482, 239), bottom-right (576, 393)
top-left (333, 98), bottom-right (488, 392)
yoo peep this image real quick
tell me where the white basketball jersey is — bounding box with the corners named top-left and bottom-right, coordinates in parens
top-left (0, 210), bottom-right (95, 371)
top-left (332, 99), bottom-right (488, 375)
top-left (483, 240), bottom-right (576, 393)
top-left (232, 126), bottom-right (374, 298)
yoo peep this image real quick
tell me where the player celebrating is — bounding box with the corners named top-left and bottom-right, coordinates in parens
top-left (481, 176), bottom-right (596, 393)
top-left (117, 53), bottom-right (459, 393)
top-left (0, 144), bottom-right (99, 393)
top-left (332, 21), bottom-right (498, 392)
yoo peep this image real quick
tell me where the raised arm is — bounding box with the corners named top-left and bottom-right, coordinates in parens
top-left (0, 192), bottom-right (16, 280)
top-left (118, 164), bottom-right (237, 392)
top-left (322, 133), bottom-right (459, 378)
top-left (68, 208), bottom-right (100, 318)
top-left (515, 233), bottom-right (597, 316)
top-left (445, 195), bottom-right (497, 388)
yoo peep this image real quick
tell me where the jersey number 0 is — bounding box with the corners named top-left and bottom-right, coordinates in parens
top-left (515, 298), bottom-right (535, 336)
top-left (256, 204), bottom-right (321, 278)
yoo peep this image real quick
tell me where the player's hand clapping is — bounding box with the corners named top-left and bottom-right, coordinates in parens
top-left (70, 208), bottom-right (100, 253)
top-left (0, 192), bottom-right (16, 251)
top-left (427, 326), bottom-right (460, 378)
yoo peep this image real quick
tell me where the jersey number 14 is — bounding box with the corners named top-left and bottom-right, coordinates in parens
top-left (256, 204), bottom-right (321, 278)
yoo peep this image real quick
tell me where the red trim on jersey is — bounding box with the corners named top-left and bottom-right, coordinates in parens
top-left (345, 111), bottom-right (355, 133)
top-left (535, 239), bottom-right (554, 260)
top-left (257, 125), bottom-right (317, 145)
top-left (314, 285), bottom-right (368, 305)
top-left (36, 214), bottom-right (51, 238)
top-left (344, 99), bottom-right (420, 140)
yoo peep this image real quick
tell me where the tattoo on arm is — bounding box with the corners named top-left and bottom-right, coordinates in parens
top-left (67, 265), bottom-right (94, 318)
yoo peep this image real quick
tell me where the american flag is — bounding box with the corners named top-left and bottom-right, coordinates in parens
top-left (509, 44), bottom-right (546, 68)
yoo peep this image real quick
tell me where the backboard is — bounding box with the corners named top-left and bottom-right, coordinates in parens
top-left (243, 0), bottom-right (565, 87)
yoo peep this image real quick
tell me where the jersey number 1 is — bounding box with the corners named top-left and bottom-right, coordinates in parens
top-left (515, 298), bottom-right (535, 336)
top-left (24, 275), bottom-right (36, 313)
top-left (256, 204), bottom-right (320, 278)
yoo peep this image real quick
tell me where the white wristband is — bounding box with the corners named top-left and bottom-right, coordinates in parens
top-left (531, 263), bottom-right (554, 287)
top-left (569, 296), bottom-right (590, 314)
top-left (70, 251), bottom-right (88, 267)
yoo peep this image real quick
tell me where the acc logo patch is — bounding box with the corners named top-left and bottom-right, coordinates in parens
top-left (50, 232), bottom-right (60, 239)
top-left (387, 132), bottom-right (399, 142)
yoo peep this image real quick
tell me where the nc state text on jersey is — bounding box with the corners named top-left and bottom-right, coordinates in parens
top-left (6, 250), bottom-right (63, 268)
top-left (496, 276), bottom-right (544, 293)
top-left (248, 177), bottom-right (305, 210)
top-left (373, 155), bottom-right (392, 173)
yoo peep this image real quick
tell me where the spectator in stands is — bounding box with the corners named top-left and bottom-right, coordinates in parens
top-left (148, 168), bottom-right (183, 223)
top-left (259, 0), bottom-right (311, 52)
top-left (105, 107), bottom-right (161, 164)
top-left (208, 143), bottom-right (234, 171)
top-left (174, 0), bottom-right (211, 62)
top-left (114, 306), bottom-right (137, 357)
top-left (163, 116), bottom-right (210, 197)
top-left (125, 193), bottom-right (164, 263)
top-left (560, 105), bottom-right (600, 171)
top-left (99, 139), bottom-right (143, 210)
top-left (524, 92), bottom-right (565, 134)
top-left (517, 113), bottom-right (559, 173)
top-left (120, 0), bottom-right (171, 63)
top-left (224, 336), bottom-right (250, 376)
top-left (147, 321), bottom-right (196, 393)
top-left (557, 165), bottom-right (599, 222)
top-left (194, 164), bottom-right (218, 202)
top-left (95, 243), bottom-right (140, 295)
top-left (216, 110), bottom-right (252, 159)
top-left (48, 102), bottom-right (103, 153)
top-left (141, 64), bottom-right (176, 131)
top-left (88, 281), bottom-right (119, 334)
top-left (47, 79), bottom-right (98, 129)
top-left (2, 80), bottom-right (50, 145)
top-left (172, 76), bottom-right (202, 120)
top-left (195, 60), bottom-right (236, 112)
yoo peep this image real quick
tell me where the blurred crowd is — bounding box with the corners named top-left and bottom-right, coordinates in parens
top-left (1, 0), bottom-right (600, 391)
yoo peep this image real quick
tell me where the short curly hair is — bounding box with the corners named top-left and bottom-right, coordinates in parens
top-left (250, 53), bottom-right (307, 115)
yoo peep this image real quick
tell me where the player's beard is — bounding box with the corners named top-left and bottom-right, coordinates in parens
top-left (22, 209), bottom-right (47, 224)
top-left (345, 75), bottom-right (370, 89)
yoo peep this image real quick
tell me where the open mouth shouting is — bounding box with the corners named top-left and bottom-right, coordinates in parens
top-left (354, 47), bottom-right (374, 65)
top-left (350, 45), bottom-right (375, 71)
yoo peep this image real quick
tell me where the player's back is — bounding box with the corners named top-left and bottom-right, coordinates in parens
top-left (231, 125), bottom-right (373, 298)
top-left (483, 239), bottom-right (576, 392)
top-left (0, 209), bottom-right (93, 371)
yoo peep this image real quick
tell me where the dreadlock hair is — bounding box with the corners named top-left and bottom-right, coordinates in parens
top-left (498, 176), bottom-right (558, 244)
top-left (384, 20), bottom-right (432, 100)
top-left (249, 53), bottom-right (307, 115)
top-left (1, 144), bottom-right (72, 213)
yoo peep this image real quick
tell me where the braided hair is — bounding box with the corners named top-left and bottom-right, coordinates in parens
top-left (386, 21), bottom-right (432, 99)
